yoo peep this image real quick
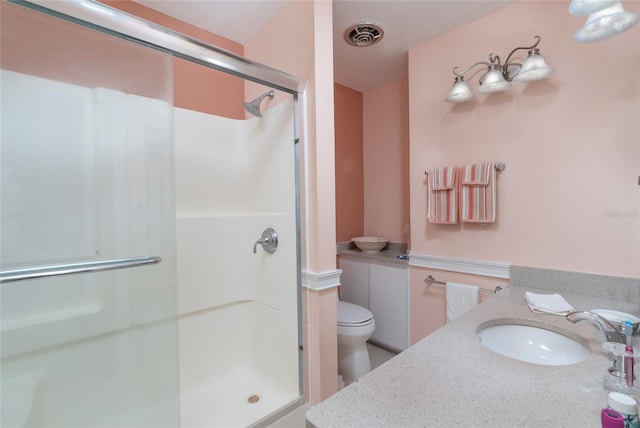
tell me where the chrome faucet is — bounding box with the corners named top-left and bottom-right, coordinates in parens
top-left (566, 311), bottom-right (626, 344)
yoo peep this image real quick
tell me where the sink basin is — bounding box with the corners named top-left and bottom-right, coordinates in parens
top-left (476, 320), bottom-right (591, 366)
top-left (351, 237), bottom-right (389, 253)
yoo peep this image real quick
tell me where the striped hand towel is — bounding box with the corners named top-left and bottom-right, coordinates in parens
top-left (460, 163), bottom-right (496, 223)
top-left (428, 166), bottom-right (458, 224)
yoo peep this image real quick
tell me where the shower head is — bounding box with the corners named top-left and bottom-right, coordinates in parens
top-left (243, 90), bottom-right (275, 118)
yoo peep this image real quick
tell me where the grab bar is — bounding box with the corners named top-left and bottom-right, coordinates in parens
top-left (425, 275), bottom-right (503, 294)
top-left (0, 256), bottom-right (161, 283)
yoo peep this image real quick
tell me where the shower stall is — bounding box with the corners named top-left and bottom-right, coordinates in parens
top-left (0, 1), bottom-right (305, 427)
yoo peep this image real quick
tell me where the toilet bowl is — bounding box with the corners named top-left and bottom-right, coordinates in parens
top-left (337, 301), bottom-right (375, 384)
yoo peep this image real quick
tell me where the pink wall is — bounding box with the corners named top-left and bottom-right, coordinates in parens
top-left (410, 267), bottom-right (509, 343)
top-left (103, 0), bottom-right (245, 119)
top-left (245, 0), bottom-right (338, 403)
top-left (333, 77), bottom-right (410, 245)
top-left (363, 78), bottom-right (411, 243)
top-left (308, 0), bottom-right (339, 402)
top-left (408, 0), bottom-right (640, 278)
top-left (246, 0), bottom-right (337, 274)
top-left (334, 83), bottom-right (364, 242)
top-left (242, 0), bottom-right (313, 109)
top-left (1, 1), bottom-right (171, 101)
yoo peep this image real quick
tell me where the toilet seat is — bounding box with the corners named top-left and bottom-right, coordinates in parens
top-left (338, 301), bottom-right (373, 326)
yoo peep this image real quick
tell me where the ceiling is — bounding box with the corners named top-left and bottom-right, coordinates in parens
top-left (136, 0), bottom-right (513, 93)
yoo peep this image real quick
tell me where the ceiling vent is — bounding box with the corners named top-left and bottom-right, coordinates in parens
top-left (344, 22), bottom-right (384, 47)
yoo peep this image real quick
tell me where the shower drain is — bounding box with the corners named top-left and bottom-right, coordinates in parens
top-left (247, 394), bottom-right (261, 404)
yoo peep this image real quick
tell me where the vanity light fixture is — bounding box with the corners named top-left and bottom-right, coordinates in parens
top-left (444, 36), bottom-right (553, 103)
top-left (569, 0), bottom-right (639, 43)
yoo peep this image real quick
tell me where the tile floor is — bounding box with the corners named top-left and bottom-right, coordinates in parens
top-left (267, 402), bottom-right (311, 428)
top-left (267, 342), bottom-right (398, 427)
top-left (367, 342), bottom-right (398, 370)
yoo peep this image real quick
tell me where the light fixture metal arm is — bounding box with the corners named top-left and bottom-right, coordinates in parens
top-left (502, 36), bottom-right (542, 77)
top-left (488, 53), bottom-right (502, 67)
top-left (452, 61), bottom-right (490, 77)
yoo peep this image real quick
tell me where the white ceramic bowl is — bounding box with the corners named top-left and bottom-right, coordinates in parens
top-left (351, 237), bottom-right (390, 253)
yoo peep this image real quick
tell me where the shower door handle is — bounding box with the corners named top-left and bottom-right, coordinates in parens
top-left (253, 228), bottom-right (278, 254)
top-left (0, 256), bottom-right (161, 283)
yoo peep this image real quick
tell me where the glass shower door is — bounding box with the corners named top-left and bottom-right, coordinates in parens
top-left (0, 2), bottom-right (179, 427)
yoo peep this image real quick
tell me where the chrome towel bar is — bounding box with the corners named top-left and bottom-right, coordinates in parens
top-left (425, 275), bottom-right (503, 294)
top-left (424, 161), bottom-right (505, 175)
top-left (0, 256), bottom-right (161, 283)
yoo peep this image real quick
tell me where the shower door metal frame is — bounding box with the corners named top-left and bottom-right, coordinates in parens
top-left (8, 0), bottom-right (303, 94)
top-left (7, 0), bottom-right (307, 416)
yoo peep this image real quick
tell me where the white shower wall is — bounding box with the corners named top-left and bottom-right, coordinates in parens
top-left (176, 214), bottom-right (296, 314)
top-left (174, 99), bottom-right (300, 426)
top-left (1, 70), bottom-right (179, 427)
top-left (1, 71), bottom-right (176, 356)
top-left (174, 102), bottom-right (297, 316)
top-left (1, 69), bottom-right (299, 427)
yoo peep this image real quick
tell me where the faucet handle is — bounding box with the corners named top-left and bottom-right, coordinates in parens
top-left (253, 228), bottom-right (278, 254)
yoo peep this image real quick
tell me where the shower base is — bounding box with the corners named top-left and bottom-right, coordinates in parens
top-left (180, 364), bottom-right (300, 427)
top-left (178, 300), bottom-right (300, 427)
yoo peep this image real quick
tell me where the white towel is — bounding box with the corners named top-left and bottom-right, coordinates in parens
top-left (446, 282), bottom-right (479, 322)
top-left (524, 291), bottom-right (575, 316)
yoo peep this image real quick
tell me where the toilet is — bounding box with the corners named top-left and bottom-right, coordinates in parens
top-left (337, 301), bottom-right (376, 384)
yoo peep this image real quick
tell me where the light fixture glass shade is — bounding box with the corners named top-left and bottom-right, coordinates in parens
top-left (445, 79), bottom-right (474, 103)
top-left (477, 69), bottom-right (511, 94)
top-left (573, 2), bottom-right (640, 43)
top-left (569, 0), bottom-right (618, 16)
top-left (512, 52), bottom-right (554, 82)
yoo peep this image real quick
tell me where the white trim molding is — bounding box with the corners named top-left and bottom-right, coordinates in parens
top-left (408, 253), bottom-right (509, 279)
top-left (302, 269), bottom-right (342, 291)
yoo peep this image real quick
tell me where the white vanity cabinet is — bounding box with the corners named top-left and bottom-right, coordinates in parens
top-left (369, 263), bottom-right (409, 350)
top-left (338, 258), bottom-right (370, 310)
top-left (339, 257), bottom-right (409, 351)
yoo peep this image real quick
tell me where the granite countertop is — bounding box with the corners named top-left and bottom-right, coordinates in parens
top-left (337, 242), bottom-right (408, 267)
top-left (306, 285), bottom-right (640, 428)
